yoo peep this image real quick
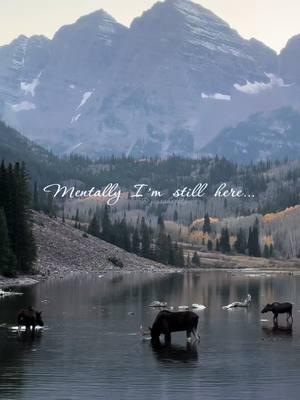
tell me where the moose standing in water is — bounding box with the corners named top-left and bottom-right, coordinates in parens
top-left (149, 310), bottom-right (200, 343)
top-left (261, 302), bottom-right (293, 325)
top-left (18, 306), bottom-right (44, 335)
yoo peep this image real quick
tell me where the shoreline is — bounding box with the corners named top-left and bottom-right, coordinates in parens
top-left (1, 263), bottom-right (299, 290)
top-left (1, 211), bottom-right (299, 290)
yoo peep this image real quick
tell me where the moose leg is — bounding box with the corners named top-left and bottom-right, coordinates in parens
top-left (18, 321), bottom-right (21, 335)
top-left (164, 332), bottom-right (171, 344)
top-left (287, 312), bottom-right (293, 324)
top-left (31, 324), bottom-right (36, 337)
top-left (273, 313), bottom-right (278, 325)
top-left (192, 328), bottom-right (200, 340)
top-left (186, 330), bottom-right (192, 342)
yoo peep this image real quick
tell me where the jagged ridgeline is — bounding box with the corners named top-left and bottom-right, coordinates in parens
top-left (0, 161), bottom-right (36, 276)
top-left (0, 0), bottom-right (299, 159)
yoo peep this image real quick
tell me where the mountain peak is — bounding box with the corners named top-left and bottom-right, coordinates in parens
top-left (75, 9), bottom-right (119, 26)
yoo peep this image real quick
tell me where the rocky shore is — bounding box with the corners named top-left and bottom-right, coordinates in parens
top-left (0, 211), bottom-right (170, 289)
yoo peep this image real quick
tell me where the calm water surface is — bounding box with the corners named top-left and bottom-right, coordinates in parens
top-left (0, 271), bottom-right (300, 400)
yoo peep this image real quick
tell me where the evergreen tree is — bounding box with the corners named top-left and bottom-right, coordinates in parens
top-left (167, 235), bottom-right (175, 265)
top-left (88, 214), bottom-right (100, 237)
top-left (192, 251), bottom-right (201, 266)
top-left (156, 230), bottom-right (169, 264)
top-left (207, 239), bottom-right (213, 251)
top-left (62, 210), bottom-right (65, 224)
top-left (263, 244), bottom-right (270, 258)
top-left (269, 244), bottom-right (274, 258)
top-left (74, 209), bottom-right (79, 228)
top-left (0, 209), bottom-right (16, 277)
top-left (215, 239), bottom-right (220, 251)
top-left (234, 228), bottom-right (247, 254)
top-left (12, 163), bottom-right (36, 272)
top-left (0, 161), bottom-right (36, 273)
top-left (202, 213), bottom-right (211, 233)
top-left (247, 219), bottom-right (261, 257)
top-left (220, 227), bottom-right (231, 254)
top-left (157, 214), bottom-right (165, 231)
top-left (173, 209), bottom-right (178, 222)
top-left (33, 181), bottom-right (39, 211)
top-left (116, 218), bottom-right (131, 252)
top-left (132, 228), bottom-right (140, 255)
top-left (174, 243), bottom-right (185, 267)
top-left (101, 205), bottom-right (112, 242)
top-left (140, 217), bottom-right (150, 258)
top-left (186, 252), bottom-right (191, 267)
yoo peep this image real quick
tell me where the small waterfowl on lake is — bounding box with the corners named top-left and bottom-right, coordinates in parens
top-left (223, 294), bottom-right (251, 309)
top-left (261, 302), bottom-right (293, 324)
top-left (150, 310), bottom-right (200, 343)
top-left (17, 306), bottom-right (44, 334)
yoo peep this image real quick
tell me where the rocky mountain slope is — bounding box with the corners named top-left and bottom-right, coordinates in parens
top-left (203, 107), bottom-right (300, 163)
top-left (32, 211), bottom-right (168, 279)
top-left (279, 34), bottom-right (300, 84)
top-left (1, 0), bottom-right (298, 159)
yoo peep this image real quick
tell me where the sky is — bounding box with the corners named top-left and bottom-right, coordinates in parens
top-left (0, 0), bottom-right (299, 52)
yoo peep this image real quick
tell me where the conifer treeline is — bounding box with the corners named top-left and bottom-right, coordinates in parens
top-left (87, 206), bottom-right (185, 267)
top-left (0, 161), bottom-right (36, 277)
top-left (205, 214), bottom-right (272, 257)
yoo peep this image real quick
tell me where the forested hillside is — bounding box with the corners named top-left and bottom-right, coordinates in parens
top-left (0, 161), bottom-right (36, 276)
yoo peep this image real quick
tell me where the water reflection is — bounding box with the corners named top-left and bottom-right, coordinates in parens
top-left (151, 341), bottom-right (198, 364)
top-left (0, 271), bottom-right (299, 400)
top-left (262, 323), bottom-right (293, 338)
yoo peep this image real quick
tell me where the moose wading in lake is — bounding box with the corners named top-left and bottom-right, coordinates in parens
top-left (18, 307), bottom-right (44, 335)
top-left (149, 310), bottom-right (200, 343)
top-left (261, 302), bottom-right (293, 325)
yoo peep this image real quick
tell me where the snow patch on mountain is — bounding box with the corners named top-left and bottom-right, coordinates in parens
top-left (234, 73), bottom-right (289, 94)
top-left (201, 92), bottom-right (231, 101)
top-left (71, 114), bottom-right (81, 123)
top-left (11, 101), bottom-right (36, 112)
top-left (76, 90), bottom-right (94, 110)
top-left (63, 142), bottom-right (83, 154)
top-left (20, 72), bottom-right (41, 97)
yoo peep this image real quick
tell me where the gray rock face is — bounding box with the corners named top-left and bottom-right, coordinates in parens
top-left (279, 34), bottom-right (300, 84)
top-left (0, 10), bottom-right (126, 152)
top-left (203, 107), bottom-right (300, 163)
top-left (0, 35), bottom-right (50, 114)
top-left (0, 0), bottom-right (297, 158)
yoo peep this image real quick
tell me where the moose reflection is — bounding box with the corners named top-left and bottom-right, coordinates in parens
top-left (151, 342), bottom-right (198, 364)
top-left (262, 323), bottom-right (293, 338)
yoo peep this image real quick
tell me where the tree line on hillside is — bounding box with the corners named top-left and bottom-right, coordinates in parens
top-left (86, 206), bottom-right (186, 267)
top-left (0, 161), bottom-right (36, 277)
top-left (27, 152), bottom-right (300, 221)
top-left (202, 214), bottom-right (273, 258)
